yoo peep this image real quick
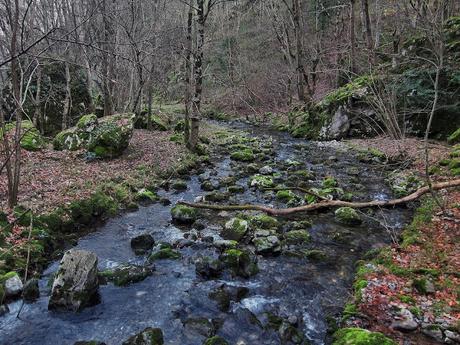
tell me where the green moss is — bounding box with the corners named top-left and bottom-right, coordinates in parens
top-left (227, 185), bottom-right (245, 194)
top-left (203, 336), bottom-right (228, 345)
top-left (323, 177), bottom-right (338, 188)
top-left (291, 170), bottom-right (314, 179)
top-left (413, 278), bottom-right (428, 294)
top-left (2, 120), bottom-right (45, 151)
top-left (284, 230), bottom-right (310, 244)
top-left (332, 328), bottom-right (397, 345)
top-left (171, 180), bottom-right (188, 191)
top-left (276, 190), bottom-right (297, 202)
top-left (77, 114), bottom-right (98, 129)
top-left (302, 249), bottom-right (327, 261)
top-left (398, 294), bottom-right (416, 305)
top-left (171, 205), bottom-right (197, 224)
top-left (451, 167), bottom-right (460, 176)
top-left (0, 271), bottom-right (19, 284)
top-left (401, 197), bottom-right (436, 247)
top-left (249, 174), bottom-right (275, 188)
top-left (447, 127), bottom-right (460, 144)
top-left (335, 207), bottom-right (362, 226)
top-left (220, 249), bottom-right (259, 278)
top-left (69, 192), bottom-right (118, 225)
top-left (169, 133), bottom-right (183, 143)
top-left (222, 218), bottom-right (248, 241)
top-left (250, 214), bottom-right (279, 229)
top-left (231, 148), bottom-right (255, 162)
top-left (341, 303), bottom-right (359, 321)
top-left (149, 247), bottom-right (181, 261)
top-left (99, 265), bottom-right (152, 286)
top-left (321, 75), bottom-right (373, 108)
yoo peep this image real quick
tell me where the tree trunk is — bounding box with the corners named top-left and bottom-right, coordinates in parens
top-left (293, 0), bottom-right (306, 102)
top-left (33, 65), bottom-right (42, 131)
top-left (102, 0), bottom-right (113, 117)
top-left (62, 62), bottom-right (72, 129)
top-left (360, 0), bottom-right (374, 63)
top-left (189, 0), bottom-right (205, 150)
top-left (350, 0), bottom-right (357, 76)
top-left (184, 1), bottom-right (193, 145)
top-left (9, 0), bottom-right (21, 208)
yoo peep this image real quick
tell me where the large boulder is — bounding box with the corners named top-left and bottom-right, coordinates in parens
top-left (87, 114), bottom-right (134, 158)
top-left (122, 328), bottom-right (164, 345)
top-left (320, 106), bottom-right (351, 140)
top-left (53, 113), bottom-right (134, 158)
top-left (1, 120), bottom-right (45, 151)
top-left (48, 250), bottom-right (99, 312)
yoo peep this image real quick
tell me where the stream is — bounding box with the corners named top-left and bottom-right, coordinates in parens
top-left (0, 122), bottom-right (413, 345)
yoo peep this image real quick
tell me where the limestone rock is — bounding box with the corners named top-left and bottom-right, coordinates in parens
top-left (49, 250), bottom-right (99, 312)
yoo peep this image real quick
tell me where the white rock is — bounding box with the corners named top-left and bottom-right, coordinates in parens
top-left (4, 275), bottom-right (23, 298)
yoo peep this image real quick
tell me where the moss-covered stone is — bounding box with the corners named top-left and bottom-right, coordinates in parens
top-left (231, 148), bottom-right (255, 162)
top-left (77, 114), bottom-right (98, 130)
top-left (148, 246), bottom-right (181, 261)
top-left (284, 230), bottom-right (310, 244)
top-left (335, 207), bottom-right (362, 226)
top-left (227, 185), bottom-right (245, 194)
top-left (2, 120), bottom-right (45, 151)
top-left (136, 189), bottom-right (158, 202)
top-left (387, 171), bottom-right (424, 197)
top-left (222, 218), bottom-right (248, 241)
top-left (87, 114), bottom-right (134, 158)
top-left (53, 128), bottom-right (84, 151)
top-left (253, 235), bottom-right (281, 255)
top-left (250, 214), bottom-right (279, 229)
top-left (171, 205), bottom-right (197, 224)
top-left (69, 192), bottom-right (118, 225)
top-left (99, 264), bottom-right (153, 286)
top-left (121, 327), bottom-right (164, 345)
top-left (276, 190), bottom-right (297, 203)
top-left (249, 174), bottom-right (275, 188)
top-left (448, 127), bottom-right (460, 144)
top-left (220, 249), bottom-right (259, 278)
top-left (332, 328), bottom-right (397, 345)
top-left (171, 180), bottom-right (188, 191)
top-left (203, 336), bottom-right (228, 345)
top-left (323, 177), bottom-right (339, 188)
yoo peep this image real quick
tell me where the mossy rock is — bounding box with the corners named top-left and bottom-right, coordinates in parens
top-left (387, 171), bottom-right (424, 197)
top-left (249, 174), bottom-right (275, 188)
top-left (291, 170), bottom-right (314, 179)
top-left (250, 214), bottom-right (279, 229)
top-left (136, 189), bottom-right (158, 202)
top-left (448, 127), bottom-right (460, 144)
top-left (219, 249), bottom-right (259, 278)
top-left (284, 230), bottom-right (311, 244)
top-left (121, 327), bottom-right (164, 345)
top-left (171, 180), bottom-right (188, 191)
top-left (69, 192), bottom-right (118, 225)
top-left (231, 149), bottom-right (255, 162)
top-left (99, 265), bottom-right (153, 286)
top-left (222, 218), bottom-right (248, 241)
top-left (87, 114), bottom-right (134, 158)
top-left (335, 207), bottom-right (362, 226)
top-left (53, 128), bottom-right (85, 151)
top-left (77, 114), bottom-right (98, 130)
top-left (227, 185), bottom-right (245, 194)
top-left (2, 120), bottom-right (45, 151)
top-left (203, 336), bottom-right (228, 345)
top-left (323, 177), bottom-right (338, 188)
top-left (171, 205), bottom-right (197, 224)
top-left (332, 328), bottom-right (397, 345)
top-left (276, 190), bottom-right (297, 203)
top-left (148, 246), bottom-right (181, 261)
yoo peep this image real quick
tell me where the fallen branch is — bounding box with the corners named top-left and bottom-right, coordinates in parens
top-left (178, 179), bottom-right (460, 216)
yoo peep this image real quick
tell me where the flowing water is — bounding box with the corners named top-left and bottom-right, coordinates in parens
top-left (0, 122), bottom-right (412, 345)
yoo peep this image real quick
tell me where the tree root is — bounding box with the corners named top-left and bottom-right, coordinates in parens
top-left (178, 179), bottom-right (460, 217)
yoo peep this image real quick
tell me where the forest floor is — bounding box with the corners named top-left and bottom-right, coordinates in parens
top-left (0, 129), bottom-right (186, 214)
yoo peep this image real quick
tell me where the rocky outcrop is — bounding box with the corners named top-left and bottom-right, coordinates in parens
top-left (319, 106), bottom-right (350, 140)
top-left (48, 250), bottom-right (99, 312)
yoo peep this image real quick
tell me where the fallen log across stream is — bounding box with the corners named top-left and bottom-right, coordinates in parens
top-left (178, 179), bottom-right (460, 216)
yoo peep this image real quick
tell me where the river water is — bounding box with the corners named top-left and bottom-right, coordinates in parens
top-left (0, 123), bottom-right (412, 345)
